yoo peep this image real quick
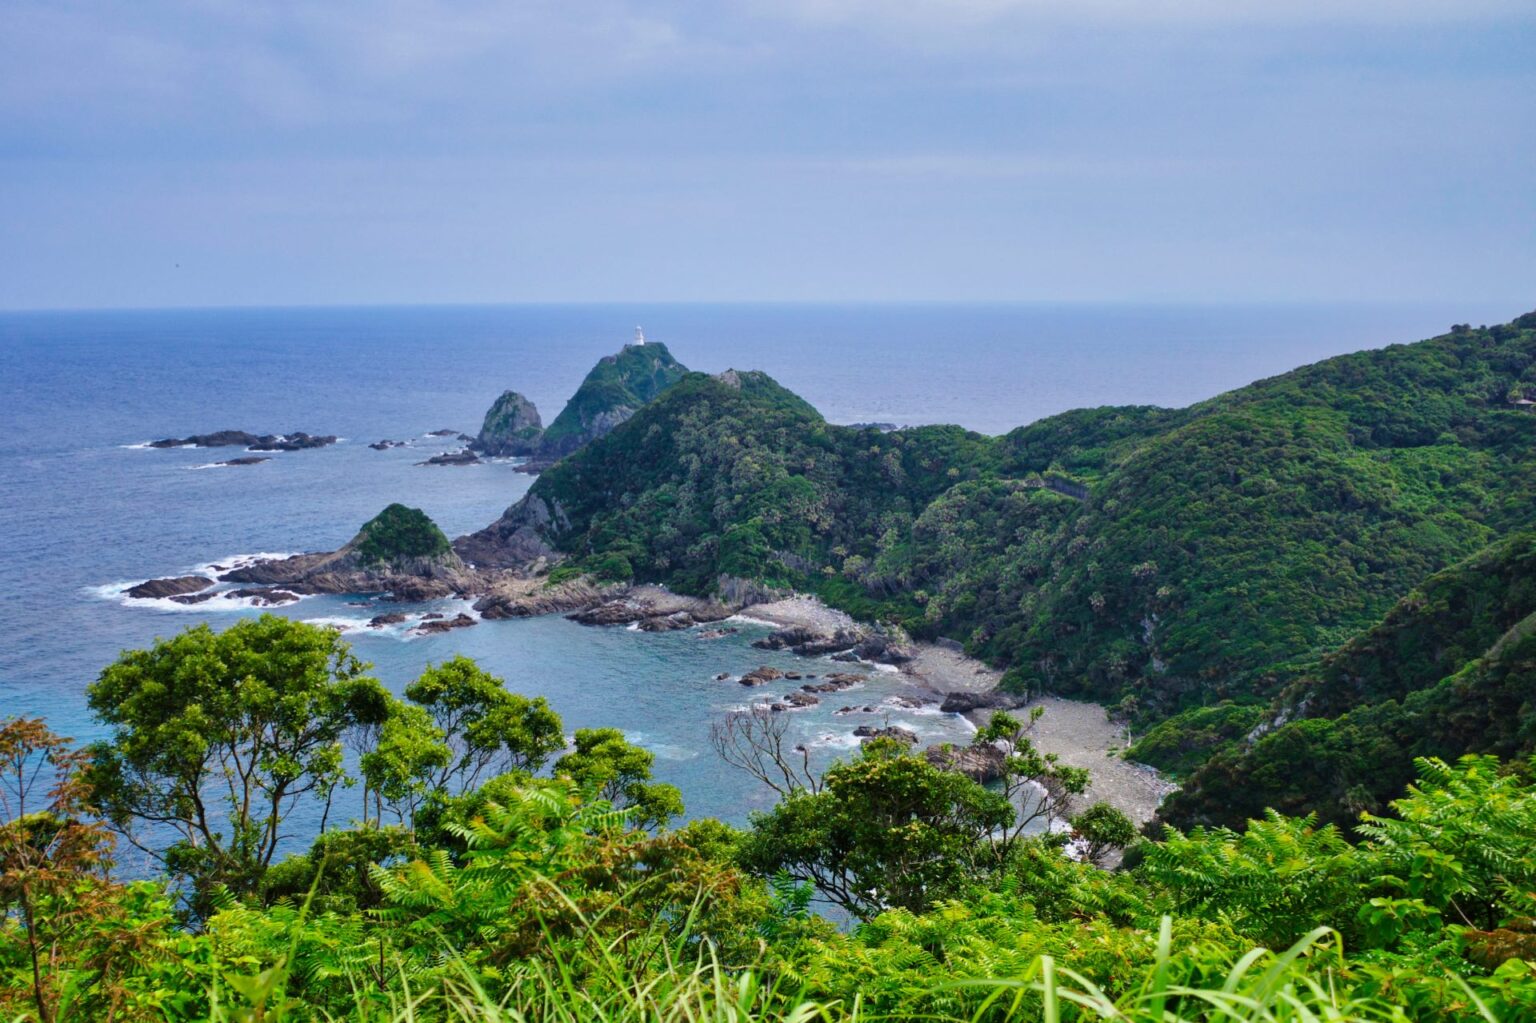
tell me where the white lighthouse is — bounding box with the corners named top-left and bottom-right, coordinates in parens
top-left (633, 325), bottom-right (646, 346)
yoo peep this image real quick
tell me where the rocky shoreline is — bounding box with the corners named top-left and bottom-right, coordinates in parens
top-left (120, 554), bottom-right (1174, 824)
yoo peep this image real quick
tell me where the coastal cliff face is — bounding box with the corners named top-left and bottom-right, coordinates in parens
top-left (454, 492), bottom-right (566, 570)
top-left (472, 391), bottom-right (544, 456)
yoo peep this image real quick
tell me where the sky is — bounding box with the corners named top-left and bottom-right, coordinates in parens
top-left (1, 0), bottom-right (1533, 309)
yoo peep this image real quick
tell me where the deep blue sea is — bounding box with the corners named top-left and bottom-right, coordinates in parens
top-left (0, 301), bottom-right (1513, 860)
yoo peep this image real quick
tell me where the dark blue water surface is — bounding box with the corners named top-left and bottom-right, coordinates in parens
top-left (0, 301), bottom-right (1510, 852)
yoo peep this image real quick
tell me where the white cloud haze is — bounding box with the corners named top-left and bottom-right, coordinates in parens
top-left (0, 0), bottom-right (1531, 306)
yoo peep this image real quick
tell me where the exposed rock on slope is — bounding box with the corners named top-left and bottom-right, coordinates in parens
top-left (454, 493), bottom-right (565, 570)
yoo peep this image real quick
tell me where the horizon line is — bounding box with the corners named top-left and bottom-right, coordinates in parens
top-left (2, 297), bottom-right (1527, 317)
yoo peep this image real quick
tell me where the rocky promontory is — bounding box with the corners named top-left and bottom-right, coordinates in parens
top-left (220, 504), bottom-right (477, 600)
top-left (463, 340), bottom-right (688, 472)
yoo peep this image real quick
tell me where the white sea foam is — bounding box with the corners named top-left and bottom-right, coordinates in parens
top-left (300, 615), bottom-right (370, 634)
top-left (83, 581), bottom-right (134, 601)
top-left (87, 553), bottom-right (306, 612)
top-left (725, 614), bottom-right (779, 628)
top-left (883, 698), bottom-right (947, 717)
top-left (119, 441), bottom-right (154, 450)
top-left (189, 552), bottom-right (297, 576)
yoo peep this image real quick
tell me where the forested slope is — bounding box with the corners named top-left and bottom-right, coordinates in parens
top-left (490, 312), bottom-right (1536, 808)
top-left (1152, 529), bottom-right (1536, 829)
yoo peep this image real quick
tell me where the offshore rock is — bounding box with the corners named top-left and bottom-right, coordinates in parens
top-left (414, 613), bottom-right (477, 635)
top-left (226, 588), bottom-right (300, 606)
top-left (472, 391), bottom-right (544, 457)
top-left (150, 430), bottom-right (337, 451)
top-left (126, 575), bottom-right (214, 599)
top-left (739, 666), bottom-right (784, 687)
top-left (854, 725), bottom-right (919, 745)
top-left (939, 691), bottom-right (1025, 715)
top-left (418, 449), bottom-right (480, 467)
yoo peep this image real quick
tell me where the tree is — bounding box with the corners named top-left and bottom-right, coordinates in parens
top-left (84, 616), bottom-right (390, 911)
top-left (1142, 810), bottom-right (1364, 948)
top-left (709, 705), bottom-right (822, 797)
top-left (1358, 753), bottom-right (1536, 932)
top-left (739, 739), bottom-right (1011, 920)
top-left (0, 718), bottom-right (112, 1023)
top-left (552, 728), bottom-right (683, 830)
top-left (358, 699), bottom-right (449, 828)
top-left (403, 657), bottom-right (563, 796)
top-left (974, 709), bottom-right (1090, 862)
top-left (1070, 802), bottom-right (1138, 867)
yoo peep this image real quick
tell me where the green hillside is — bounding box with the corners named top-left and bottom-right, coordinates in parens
top-left (537, 341), bottom-right (690, 457)
top-left (504, 312), bottom-right (1536, 805)
top-left (1151, 529), bottom-right (1536, 829)
top-left (350, 503), bottom-right (454, 568)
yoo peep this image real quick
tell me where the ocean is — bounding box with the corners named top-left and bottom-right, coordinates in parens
top-left (0, 301), bottom-right (1510, 860)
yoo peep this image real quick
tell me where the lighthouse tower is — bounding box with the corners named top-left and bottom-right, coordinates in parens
top-left (633, 325), bottom-right (646, 346)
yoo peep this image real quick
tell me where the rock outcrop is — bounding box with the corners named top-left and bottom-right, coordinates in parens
top-left (418, 449), bottom-right (480, 466)
top-left (472, 391), bottom-right (544, 456)
top-left (854, 725), bottom-right (919, 745)
top-left (126, 576), bottom-right (214, 599)
top-left (414, 613), bottom-right (477, 635)
top-left (939, 691), bottom-right (1027, 715)
top-left (150, 430), bottom-right (336, 451)
top-left (473, 577), bottom-right (617, 619)
top-left (924, 741), bottom-right (1007, 782)
top-left (752, 625), bottom-right (866, 656)
top-left (220, 504), bottom-right (474, 599)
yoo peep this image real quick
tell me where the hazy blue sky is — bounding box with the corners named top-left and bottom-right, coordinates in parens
top-left (2, 1), bottom-right (1532, 308)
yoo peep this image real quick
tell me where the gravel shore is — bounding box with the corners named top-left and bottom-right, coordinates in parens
top-left (738, 593), bottom-right (1175, 824)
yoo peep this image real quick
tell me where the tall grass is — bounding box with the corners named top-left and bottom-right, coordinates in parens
top-left (207, 915), bottom-right (1457, 1023)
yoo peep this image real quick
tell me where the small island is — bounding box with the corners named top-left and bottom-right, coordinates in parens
top-left (149, 429), bottom-right (337, 451)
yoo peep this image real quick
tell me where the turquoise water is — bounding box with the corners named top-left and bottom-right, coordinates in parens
top-left (0, 301), bottom-right (1509, 857)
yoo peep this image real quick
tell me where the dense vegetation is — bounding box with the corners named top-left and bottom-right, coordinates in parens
top-left (6, 617), bottom-right (1536, 1020)
top-left (1152, 529), bottom-right (1536, 830)
top-left (511, 313), bottom-right (1536, 809)
top-left (537, 341), bottom-right (689, 456)
top-left (351, 503), bottom-right (454, 567)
